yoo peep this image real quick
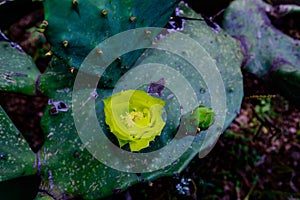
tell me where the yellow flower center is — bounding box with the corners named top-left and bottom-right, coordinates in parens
top-left (122, 109), bottom-right (150, 128)
top-left (130, 111), bottom-right (143, 121)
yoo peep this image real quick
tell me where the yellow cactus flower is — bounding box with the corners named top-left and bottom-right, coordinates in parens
top-left (103, 90), bottom-right (166, 151)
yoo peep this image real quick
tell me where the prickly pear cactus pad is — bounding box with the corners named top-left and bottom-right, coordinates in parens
top-left (38, 57), bottom-right (76, 98)
top-left (43, 0), bottom-right (179, 73)
top-left (223, 0), bottom-right (300, 107)
top-left (178, 3), bottom-right (243, 132)
top-left (40, 89), bottom-right (203, 199)
top-left (0, 41), bottom-right (40, 95)
top-left (40, 90), bottom-right (149, 199)
top-left (0, 107), bottom-right (36, 182)
top-left (39, 4), bottom-right (243, 199)
top-left (131, 3), bottom-right (243, 157)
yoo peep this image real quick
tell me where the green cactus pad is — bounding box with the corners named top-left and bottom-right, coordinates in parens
top-left (0, 41), bottom-right (40, 95)
top-left (0, 107), bottom-right (37, 182)
top-left (40, 89), bottom-right (181, 199)
top-left (44, 0), bottom-right (179, 88)
top-left (223, 0), bottom-right (300, 107)
top-left (40, 90), bottom-right (135, 199)
top-left (38, 56), bottom-right (75, 98)
top-left (129, 3), bottom-right (243, 158)
top-left (39, 4), bottom-right (243, 199)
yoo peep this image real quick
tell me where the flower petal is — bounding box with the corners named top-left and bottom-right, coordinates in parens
top-left (103, 90), bottom-right (166, 151)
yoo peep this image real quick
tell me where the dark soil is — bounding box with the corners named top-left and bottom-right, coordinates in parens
top-left (1, 92), bottom-right (47, 152)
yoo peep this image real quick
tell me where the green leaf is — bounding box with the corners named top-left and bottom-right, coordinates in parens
top-left (0, 41), bottom-right (40, 95)
top-left (0, 106), bottom-right (37, 182)
top-left (223, 0), bottom-right (300, 107)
